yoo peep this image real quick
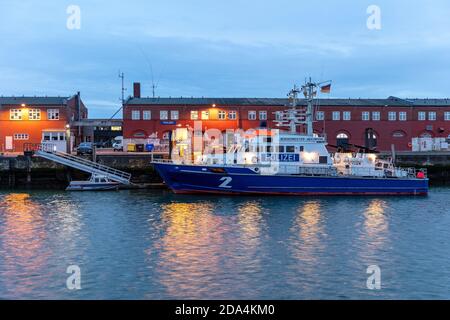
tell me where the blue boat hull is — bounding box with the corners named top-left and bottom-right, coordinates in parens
top-left (153, 163), bottom-right (428, 196)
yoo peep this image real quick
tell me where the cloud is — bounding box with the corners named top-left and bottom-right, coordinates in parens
top-left (1, 0), bottom-right (450, 117)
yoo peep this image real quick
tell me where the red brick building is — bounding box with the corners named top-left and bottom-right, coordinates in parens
top-left (0, 94), bottom-right (88, 153)
top-left (123, 83), bottom-right (450, 151)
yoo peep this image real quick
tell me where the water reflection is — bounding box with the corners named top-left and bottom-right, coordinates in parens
top-left (237, 201), bottom-right (263, 249)
top-left (358, 199), bottom-right (390, 261)
top-left (364, 200), bottom-right (388, 237)
top-left (288, 200), bottom-right (326, 293)
top-left (155, 201), bottom-right (227, 298)
top-left (0, 193), bottom-right (48, 296)
top-left (290, 201), bottom-right (324, 261)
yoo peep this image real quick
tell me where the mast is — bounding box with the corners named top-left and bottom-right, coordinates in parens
top-left (302, 77), bottom-right (316, 136)
top-left (275, 79), bottom-right (322, 135)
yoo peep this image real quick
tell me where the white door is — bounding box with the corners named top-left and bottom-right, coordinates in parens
top-left (42, 132), bottom-right (67, 153)
top-left (5, 136), bottom-right (13, 151)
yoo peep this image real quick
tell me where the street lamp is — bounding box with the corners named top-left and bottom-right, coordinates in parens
top-left (65, 124), bottom-right (71, 153)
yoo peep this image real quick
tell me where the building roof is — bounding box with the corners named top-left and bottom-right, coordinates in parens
top-left (0, 96), bottom-right (70, 106)
top-left (125, 96), bottom-right (450, 107)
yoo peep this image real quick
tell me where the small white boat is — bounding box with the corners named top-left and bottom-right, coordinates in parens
top-left (66, 174), bottom-right (121, 191)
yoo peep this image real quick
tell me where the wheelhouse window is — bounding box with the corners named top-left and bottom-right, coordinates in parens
top-left (286, 146), bottom-right (295, 153)
top-left (160, 110), bottom-right (169, 120)
top-left (131, 110), bottom-right (140, 120)
top-left (248, 111), bottom-right (256, 120)
top-left (10, 109), bottom-right (22, 120)
top-left (228, 111), bottom-right (237, 120)
top-left (47, 109), bottom-right (60, 120)
top-left (190, 111), bottom-right (199, 120)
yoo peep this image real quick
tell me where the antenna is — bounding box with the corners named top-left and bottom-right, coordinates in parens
top-left (118, 71), bottom-right (126, 104)
top-left (274, 78), bottom-right (331, 135)
top-left (138, 45), bottom-right (164, 98)
top-left (109, 71), bottom-right (126, 120)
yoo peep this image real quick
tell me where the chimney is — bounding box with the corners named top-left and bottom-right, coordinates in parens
top-left (133, 82), bottom-right (141, 98)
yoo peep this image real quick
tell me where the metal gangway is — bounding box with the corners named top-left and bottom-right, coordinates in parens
top-left (25, 143), bottom-right (132, 185)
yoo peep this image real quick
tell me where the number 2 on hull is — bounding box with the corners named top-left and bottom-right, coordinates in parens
top-left (218, 176), bottom-right (233, 188)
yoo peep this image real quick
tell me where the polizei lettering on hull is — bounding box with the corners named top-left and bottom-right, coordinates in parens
top-left (219, 304), bottom-right (275, 315)
top-left (175, 304), bottom-right (209, 318)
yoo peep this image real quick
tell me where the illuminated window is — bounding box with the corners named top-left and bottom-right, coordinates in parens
top-left (218, 111), bottom-right (226, 120)
top-left (248, 111), bottom-right (256, 120)
top-left (10, 109), bottom-right (22, 120)
top-left (14, 133), bottom-right (29, 140)
top-left (388, 112), bottom-right (396, 121)
top-left (28, 109), bottom-right (41, 120)
top-left (47, 109), bottom-right (60, 120)
top-left (143, 110), bottom-right (151, 120)
top-left (259, 111), bottom-right (267, 120)
top-left (332, 111), bottom-right (340, 121)
top-left (160, 110), bottom-right (168, 120)
top-left (343, 111), bottom-right (351, 121)
top-left (201, 110), bottom-right (209, 120)
top-left (170, 110), bottom-right (179, 120)
top-left (362, 112), bottom-right (370, 121)
top-left (131, 110), bottom-right (140, 120)
top-left (428, 112), bottom-right (436, 121)
top-left (190, 111), bottom-right (198, 120)
top-left (228, 111), bottom-right (237, 120)
top-left (372, 111), bottom-right (380, 121)
top-left (111, 126), bottom-right (122, 131)
top-left (399, 112), bottom-right (407, 121)
top-left (316, 111), bottom-right (324, 120)
top-left (418, 111), bottom-right (426, 121)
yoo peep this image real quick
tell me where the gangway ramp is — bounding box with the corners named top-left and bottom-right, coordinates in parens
top-left (28, 144), bottom-right (131, 185)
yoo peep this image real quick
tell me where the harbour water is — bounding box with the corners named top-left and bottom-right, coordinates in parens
top-left (0, 188), bottom-right (449, 299)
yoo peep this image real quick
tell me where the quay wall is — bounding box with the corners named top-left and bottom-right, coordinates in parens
top-left (0, 153), bottom-right (449, 188)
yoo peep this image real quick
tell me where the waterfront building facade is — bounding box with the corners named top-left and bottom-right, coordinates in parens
top-left (0, 94), bottom-right (88, 153)
top-left (123, 83), bottom-right (450, 152)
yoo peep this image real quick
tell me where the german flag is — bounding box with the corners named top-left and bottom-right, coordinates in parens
top-left (320, 83), bottom-right (331, 93)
